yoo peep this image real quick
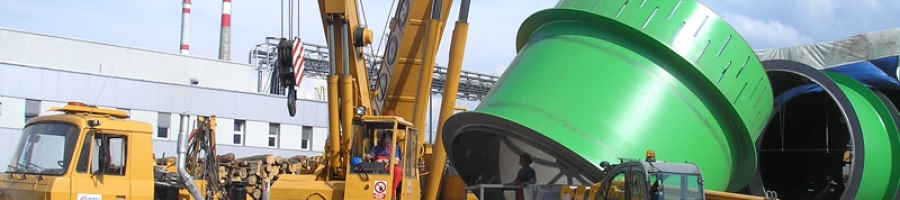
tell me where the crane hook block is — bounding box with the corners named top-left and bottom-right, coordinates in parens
top-left (354, 27), bottom-right (374, 47)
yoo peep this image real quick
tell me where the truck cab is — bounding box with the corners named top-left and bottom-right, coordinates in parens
top-left (0, 102), bottom-right (156, 200)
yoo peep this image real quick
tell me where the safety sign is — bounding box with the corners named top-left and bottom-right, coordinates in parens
top-left (373, 180), bottom-right (388, 199)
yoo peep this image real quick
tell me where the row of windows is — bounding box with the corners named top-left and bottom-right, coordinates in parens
top-left (155, 114), bottom-right (314, 150)
top-left (13, 99), bottom-right (316, 151)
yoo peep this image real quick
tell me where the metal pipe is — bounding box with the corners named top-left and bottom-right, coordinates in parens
top-left (179, 0), bottom-right (191, 55)
top-left (341, 22), bottom-right (350, 76)
top-left (411, 0), bottom-right (443, 144)
top-left (262, 181), bottom-right (271, 200)
top-left (177, 114), bottom-right (204, 200)
top-left (431, 0), bottom-right (442, 19)
top-left (340, 21), bottom-right (354, 173)
top-left (423, 5), bottom-right (470, 199)
top-left (288, 0), bottom-right (292, 38)
top-left (327, 18), bottom-right (337, 75)
top-left (459, 0), bottom-right (471, 22)
top-left (326, 17), bottom-right (342, 178)
top-left (219, 0), bottom-right (232, 60)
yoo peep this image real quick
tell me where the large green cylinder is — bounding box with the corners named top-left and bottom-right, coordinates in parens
top-left (825, 72), bottom-right (900, 199)
top-left (755, 60), bottom-right (900, 199)
top-left (442, 0), bottom-right (772, 196)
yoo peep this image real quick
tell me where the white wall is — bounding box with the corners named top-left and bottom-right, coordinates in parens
top-left (244, 120), bottom-right (270, 148)
top-left (280, 124), bottom-right (303, 150)
top-left (0, 97), bottom-right (25, 164)
top-left (312, 127), bottom-right (328, 152)
top-left (214, 117), bottom-right (236, 145)
top-left (0, 28), bottom-right (257, 93)
top-left (39, 100), bottom-right (67, 116)
top-left (130, 109), bottom-right (158, 137)
top-left (0, 97), bottom-right (25, 129)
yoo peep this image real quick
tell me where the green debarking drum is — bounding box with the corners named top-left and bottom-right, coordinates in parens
top-left (441, 0), bottom-right (772, 194)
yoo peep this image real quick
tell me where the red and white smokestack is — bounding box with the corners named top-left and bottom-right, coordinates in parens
top-left (179, 0), bottom-right (191, 55)
top-left (218, 0), bottom-right (231, 60)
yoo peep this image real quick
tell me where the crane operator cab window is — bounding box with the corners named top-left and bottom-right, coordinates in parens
top-left (652, 173), bottom-right (703, 200)
top-left (350, 123), bottom-right (403, 175)
top-left (599, 166), bottom-right (649, 200)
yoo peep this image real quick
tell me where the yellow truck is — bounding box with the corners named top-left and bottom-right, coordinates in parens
top-left (0, 102), bottom-right (217, 200)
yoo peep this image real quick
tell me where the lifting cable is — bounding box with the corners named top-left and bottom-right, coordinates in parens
top-left (375, 0), bottom-right (399, 59)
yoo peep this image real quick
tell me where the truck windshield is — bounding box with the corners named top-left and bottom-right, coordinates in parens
top-left (651, 173), bottom-right (703, 200)
top-left (5, 122), bottom-right (80, 175)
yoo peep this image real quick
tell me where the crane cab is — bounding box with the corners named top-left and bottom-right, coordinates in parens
top-left (343, 115), bottom-right (421, 200)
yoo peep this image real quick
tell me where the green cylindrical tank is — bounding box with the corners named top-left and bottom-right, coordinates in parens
top-left (442, 0), bottom-right (772, 195)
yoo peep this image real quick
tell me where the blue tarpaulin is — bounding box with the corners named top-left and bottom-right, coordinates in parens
top-left (773, 55), bottom-right (900, 104)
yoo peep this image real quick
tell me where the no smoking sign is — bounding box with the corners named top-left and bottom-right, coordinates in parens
top-left (373, 181), bottom-right (388, 199)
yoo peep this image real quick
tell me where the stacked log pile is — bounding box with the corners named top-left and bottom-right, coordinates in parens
top-left (220, 154), bottom-right (325, 200)
top-left (154, 153), bottom-right (323, 200)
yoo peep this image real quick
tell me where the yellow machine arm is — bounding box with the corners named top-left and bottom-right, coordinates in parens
top-left (314, 0), bottom-right (462, 181)
top-left (315, 0), bottom-right (377, 180)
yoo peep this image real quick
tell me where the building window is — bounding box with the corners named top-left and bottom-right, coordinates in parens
top-left (233, 120), bottom-right (245, 145)
top-left (25, 99), bottom-right (40, 123)
top-left (157, 112), bottom-right (171, 138)
top-left (302, 126), bottom-right (312, 150)
top-left (234, 120), bottom-right (245, 131)
top-left (157, 127), bottom-right (169, 138)
top-left (268, 123), bottom-right (280, 148)
top-left (0, 102), bottom-right (4, 116)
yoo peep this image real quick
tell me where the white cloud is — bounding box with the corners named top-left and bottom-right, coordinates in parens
top-left (720, 13), bottom-right (814, 49)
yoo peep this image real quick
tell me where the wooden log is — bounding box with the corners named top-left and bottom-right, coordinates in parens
top-left (274, 156), bottom-right (284, 165)
top-left (286, 155), bottom-right (308, 164)
top-left (247, 175), bottom-right (258, 185)
top-left (235, 154), bottom-right (275, 164)
top-left (251, 188), bottom-right (262, 200)
top-left (265, 164), bottom-right (278, 173)
top-left (238, 168), bottom-right (248, 179)
top-left (247, 161), bottom-right (262, 175)
top-left (288, 163), bottom-right (299, 174)
top-left (217, 153), bottom-right (236, 163)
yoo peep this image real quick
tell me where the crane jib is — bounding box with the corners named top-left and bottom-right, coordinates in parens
top-left (373, 0), bottom-right (411, 115)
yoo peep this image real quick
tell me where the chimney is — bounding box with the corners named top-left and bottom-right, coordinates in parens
top-left (219, 0), bottom-right (232, 60)
top-left (179, 0), bottom-right (191, 55)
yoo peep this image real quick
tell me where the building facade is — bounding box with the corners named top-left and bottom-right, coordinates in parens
top-left (0, 28), bottom-right (329, 163)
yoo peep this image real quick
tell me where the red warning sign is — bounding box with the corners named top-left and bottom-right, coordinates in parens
top-left (373, 181), bottom-right (387, 199)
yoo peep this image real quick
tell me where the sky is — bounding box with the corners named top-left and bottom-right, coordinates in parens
top-left (2, 0), bottom-right (898, 134)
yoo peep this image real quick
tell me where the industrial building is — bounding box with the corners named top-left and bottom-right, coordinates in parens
top-left (0, 27), bottom-right (330, 163)
top-left (0, 26), bottom-right (499, 164)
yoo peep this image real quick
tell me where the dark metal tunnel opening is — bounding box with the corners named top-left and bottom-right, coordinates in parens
top-left (757, 70), bottom-right (852, 200)
top-left (448, 125), bottom-right (595, 200)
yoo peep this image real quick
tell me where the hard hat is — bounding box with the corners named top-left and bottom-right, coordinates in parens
top-left (351, 157), bottom-right (363, 166)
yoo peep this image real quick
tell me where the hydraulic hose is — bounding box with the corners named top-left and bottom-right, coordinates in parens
top-left (177, 114), bottom-right (204, 200)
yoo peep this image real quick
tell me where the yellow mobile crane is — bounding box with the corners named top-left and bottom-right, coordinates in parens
top-left (273, 0), bottom-right (472, 199)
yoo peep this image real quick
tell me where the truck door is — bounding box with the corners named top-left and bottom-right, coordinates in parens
top-left (70, 131), bottom-right (132, 200)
